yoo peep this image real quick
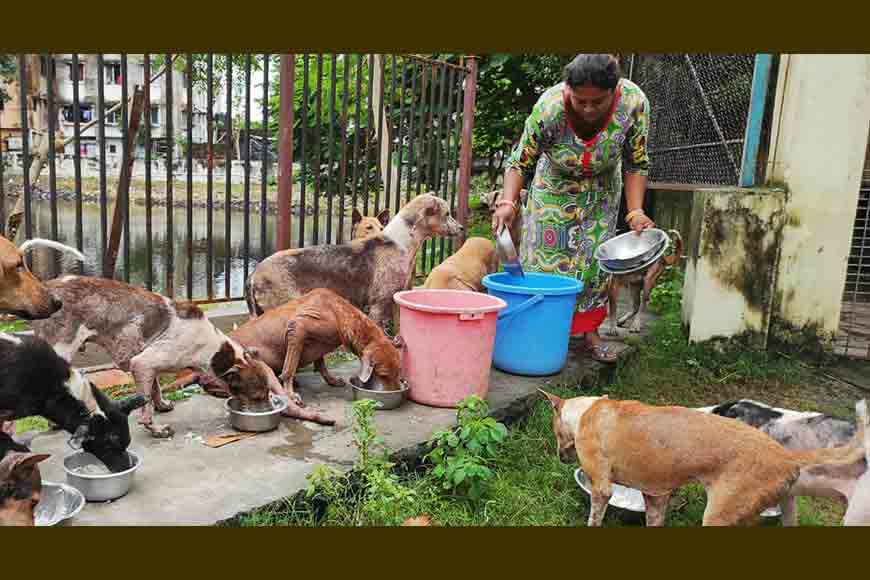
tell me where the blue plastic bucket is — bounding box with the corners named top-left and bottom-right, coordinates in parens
top-left (481, 272), bottom-right (584, 376)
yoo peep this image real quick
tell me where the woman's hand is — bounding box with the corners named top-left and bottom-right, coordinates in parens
top-left (491, 202), bottom-right (517, 236)
top-left (627, 211), bottom-right (655, 234)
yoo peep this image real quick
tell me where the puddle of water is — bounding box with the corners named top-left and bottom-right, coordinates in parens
top-left (268, 420), bottom-right (316, 460)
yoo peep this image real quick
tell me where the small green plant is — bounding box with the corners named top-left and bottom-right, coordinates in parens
top-left (648, 266), bottom-right (684, 316)
top-left (0, 319), bottom-right (28, 333)
top-left (425, 395), bottom-right (508, 501)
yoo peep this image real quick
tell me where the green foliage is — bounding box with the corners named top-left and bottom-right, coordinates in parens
top-left (0, 53), bottom-right (17, 105)
top-left (648, 266), bottom-right (684, 315)
top-left (425, 395), bottom-right (508, 501)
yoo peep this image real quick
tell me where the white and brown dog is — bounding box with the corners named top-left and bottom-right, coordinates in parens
top-left (541, 390), bottom-right (868, 526)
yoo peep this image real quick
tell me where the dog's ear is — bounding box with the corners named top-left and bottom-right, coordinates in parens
top-left (119, 393), bottom-right (147, 416)
top-left (358, 352), bottom-right (374, 383)
top-left (392, 335), bottom-right (405, 350)
top-left (352, 208), bottom-right (363, 225)
top-left (538, 389), bottom-right (564, 412)
top-left (377, 209), bottom-right (390, 227)
top-left (0, 451), bottom-right (51, 481)
top-left (424, 195), bottom-right (440, 216)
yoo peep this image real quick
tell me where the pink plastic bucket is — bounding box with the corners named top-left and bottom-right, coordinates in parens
top-left (393, 289), bottom-right (507, 408)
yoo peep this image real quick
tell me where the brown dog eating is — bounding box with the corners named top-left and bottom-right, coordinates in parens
top-left (423, 237), bottom-right (499, 292)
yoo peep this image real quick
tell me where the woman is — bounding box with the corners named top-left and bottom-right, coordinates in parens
top-left (491, 54), bottom-right (654, 363)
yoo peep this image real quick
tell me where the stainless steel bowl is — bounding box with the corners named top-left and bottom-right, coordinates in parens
top-left (225, 395), bottom-right (288, 432)
top-left (35, 481), bottom-right (85, 526)
top-left (63, 451), bottom-right (140, 503)
top-left (351, 381), bottom-right (409, 410)
top-left (574, 468), bottom-right (782, 518)
top-left (595, 229), bottom-right (670, 270)
top-left (495, 227), bottom-right (524, 278)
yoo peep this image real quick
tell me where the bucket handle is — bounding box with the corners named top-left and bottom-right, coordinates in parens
top-left (497, 294), bottom-right (544, 321)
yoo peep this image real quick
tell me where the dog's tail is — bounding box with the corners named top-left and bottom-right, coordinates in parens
top-left (244, 276), bottom-right (263, 318)
top-left (789, 399), bottom-right (868, 468)
top-left (19, 238), bottom-right (85, 262)
top-left (663, 229), bottom-right (683, 267)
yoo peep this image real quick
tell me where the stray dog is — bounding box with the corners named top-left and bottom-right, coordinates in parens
top-left (708, 399), bottom-right (870, 526)
top-left (423, 237), bottom-right (498, 292)
top-left (0, 235), bottom-right (84, 320)
top-left (0, 435), bottom-right (49, 526)
top-left (605, 229), bottom-right (683, 335)
top-left (1, 332), bottom-right (146, 471)
top-left (167, 289), bottom-right (404, 425)
top-left (31, 276), bottom-right (283, 438)
top-left (540, 390), bottom-right (868, 526)
top-left (352, 208), bottom-right (390, 240)
top-left (245, 193), bottom-right (463, 330)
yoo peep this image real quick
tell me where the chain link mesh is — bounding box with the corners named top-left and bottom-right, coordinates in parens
top-left (628, 54), bottom-right (756, 186)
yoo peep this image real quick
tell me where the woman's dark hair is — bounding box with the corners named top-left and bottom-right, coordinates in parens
top-left (563, 54), bottom-right (621, 91)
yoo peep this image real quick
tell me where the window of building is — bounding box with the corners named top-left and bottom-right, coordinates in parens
top-left (105, 63), bottom-right (122, 85)
top-left (109, 144), bottom-right (117, 154)
top-left (67, 62), bottom-right (85, 82)
top-left (62, 105), bottom-right (93, 124)
top-left (150, 106), bottom-right (160, 126)
top-left (105, 107), bottom-right (121, 125)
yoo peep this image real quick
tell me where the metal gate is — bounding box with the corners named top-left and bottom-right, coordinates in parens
top-left (835, 133), bottom-right (870, 359)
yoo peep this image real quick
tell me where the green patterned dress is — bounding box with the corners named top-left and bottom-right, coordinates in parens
top-left (506, 78), bottom-right (650, 315)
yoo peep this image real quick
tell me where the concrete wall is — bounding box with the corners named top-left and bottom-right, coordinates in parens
top-left (767, 54), bottom-right (870, 337)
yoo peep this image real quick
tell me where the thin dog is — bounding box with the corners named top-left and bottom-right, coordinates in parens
top-left (423, 237), bottom-right (498, 292)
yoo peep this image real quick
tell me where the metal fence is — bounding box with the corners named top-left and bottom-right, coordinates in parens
top-left (835, 134), bottom-right (870, 360)
top-left (626, 54), bottom-right (762, 187)
top-left (0, 53), bottom-right (477, 303)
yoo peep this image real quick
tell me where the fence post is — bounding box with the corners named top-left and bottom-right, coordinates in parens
top-left (277, 54), bottom-right (295, 251)
top-left (739, 54), bottom-right (773, 187)
top-left (457, 55), bottom-right (478, 244)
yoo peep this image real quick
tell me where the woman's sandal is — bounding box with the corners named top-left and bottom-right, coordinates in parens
top-left (578, 341), bottom-right (620, 364)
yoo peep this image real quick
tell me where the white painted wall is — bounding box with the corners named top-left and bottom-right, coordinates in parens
top-left (768, 54), bottom-right (870, 335)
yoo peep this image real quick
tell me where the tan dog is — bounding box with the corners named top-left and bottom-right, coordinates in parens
top-left (540, 390), bottom-right (868, 526)
top-left (605, 229), bottom-right (683, 335)
top-left (351, 208), bottom-right (390, 240)
top-left (423, 237), bottom-right (498, 292)
top-left (0, 235), bottom-right (83, 320)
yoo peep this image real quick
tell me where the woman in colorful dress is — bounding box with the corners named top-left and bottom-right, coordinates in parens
top-left (491, 54), bottom-right (654, 363)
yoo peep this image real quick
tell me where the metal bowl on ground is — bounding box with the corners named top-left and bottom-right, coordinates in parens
top-left (594, 229), bottom-right (670, 271)
top-left (350, 378), bottom-right (409, 410)
top-left (225, 395), bottom-right (288, 432)
top-left (34, 481), bottom-right (85, 526)
top-left (574, 468), bottom-right (782, 520)
top-left (63, 451), bottom-right (141, 502)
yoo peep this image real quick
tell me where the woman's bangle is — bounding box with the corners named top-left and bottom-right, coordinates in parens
top-left (496, 199), bottom-right (519, 214)
top-left (625, 208), bottom-right (646, 223)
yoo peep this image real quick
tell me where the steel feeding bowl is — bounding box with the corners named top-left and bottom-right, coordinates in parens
top-left (574, 468), bottom-right (782, 519)
top-left (34, 481), bottom-right (85, 526)
top-left (594, 229), bottom-right (669, 271)
top-left (63, 450), bottom-right (141, 502)
top-left (350, 377), bottom-right (409, 410)
top-left (225, 394), bottom-right (288, 432)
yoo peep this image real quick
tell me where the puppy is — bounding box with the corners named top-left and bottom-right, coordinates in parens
top-left (605, 229), bottom-right (683, 335)
top-left (351, 208), bottom-right (390, 240)
top-left (423, 237), bottom-right (498, 292)
top-left (0, 437), bottom-right (49, 526)
top-left (541, 390), bottom-right (868, 526)
top-left (245, 193), bottom-right (463, 330)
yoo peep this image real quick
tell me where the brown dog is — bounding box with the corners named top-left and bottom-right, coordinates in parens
top-left (0, 235), bottom-right (83, 320)
top-left (0, 448), bottom-right (50, 526)
top-left (245, 193), bottom-right (463, 330)
top-left (541, 391), bottom-right (868, 526)
top-left (423, 237), bottom-right (498, 292)
top-left (605, 229), bottom-right (683, 335)
top-left (169, 289), bottom-right (403, 424)
top-left (351, 208), bottom-right (390, 240)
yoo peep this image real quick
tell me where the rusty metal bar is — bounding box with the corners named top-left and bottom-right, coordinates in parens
top-left (457, 56), bottom-right (478, 243)
top-left (103, 87), bottom-right (145, 279)
top-left (243, 54), bottom-right (251, 279)
top-left (186, 54), bottom-right (195, 299)
top-left (351, 54), bottom-right (362, 216)
top-left (47, 53), bottom-right (58, 276)
top-left (121, 54), bottom-right (130, 282)
top-left (385, 55), bottom-right (396, 215)
top-left (0, 105), bottom-right (4, 237)
top-left (422, 63), bottom-right (440, 272)
top-left (18, 56), bottom-right (32, 258)
top-left (313, 55), bottom-right (323, 245)
top-left (326, 55), bottom-right (337, 244)
top-left (415, 63), bottom-right (426, 197)
top-left (205, 53), bottom-right (213, 298)
top-left (374, 55), bottom-right (385, 214)
top-left (338, 54), bottom-right (349, 244)
top-left (406, 59), bottom-right (418, 204)
top-left (395, 57), bottom-right (407, 213)
top-left (277, 54), bottom-right (294, 251)
top-left (224, 53), bottom-right (232, 298)
top-left (261, 53), bottom-right (269, 259)
top-left (299, 54), bottom-right (309, 248)
top-left (166, 53), bottom-right (175, 297)
top-left (437, 65), bottom-right (452, 263)
top-left (144, 54), bottom-right (153, 291)
top-left (71, 54), bottom-right (82, 265)
top-left (448, 68), bottom-right (464, 254)
top-left (97, 54), bottom-right (107, 271)
top-left (364, 54), bottom-right (373, 215)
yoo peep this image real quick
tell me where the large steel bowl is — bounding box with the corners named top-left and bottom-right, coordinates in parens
top-left (34, 481), bottom-right (85, 526)
top-left (63, 450), bottom-right (140, 502)
top-left (225, 395), bottom-right (288, 432)
top-left (350, 379), bottom-right (409, 410)
top-left (574, 468), bottom-right (782, 519)
top-left (594, 229), bottom-right (670, 271)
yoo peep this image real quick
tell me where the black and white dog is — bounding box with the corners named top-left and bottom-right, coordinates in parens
top-left (705, 399), bottom-right (870, 526)
top-left (0, 332), bottom-right (145, 472)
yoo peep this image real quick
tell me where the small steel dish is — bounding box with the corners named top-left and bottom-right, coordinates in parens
top-left (350, 378), bottom-right (409, 410)
top-left (34, 481), bottom-right (85, 526)
top-left (225, 395), bottom-right (288, 432)
top-left (597, 238), bottom-right (672, 275)
top-left (595, 229), bottom-right (670, 270)
top-left (574, 468), bottom-right (782, 518)
top-left (495, 227), bottom-right (524, 278)
top-left (63, 450), bottom-right (141, 503)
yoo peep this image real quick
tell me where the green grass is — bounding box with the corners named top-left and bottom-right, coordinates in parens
top-left (0, 319), bottom-right (29, 333)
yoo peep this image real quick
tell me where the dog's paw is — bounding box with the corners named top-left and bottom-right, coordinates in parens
top-left (604, 324), bottom-right (620, 337)
top-left (154, 398), bottom-right (175, 413)
top-left (145, 423), bottom-right (174, 439)
top-left (288, 392), bottom-right (305, 408)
